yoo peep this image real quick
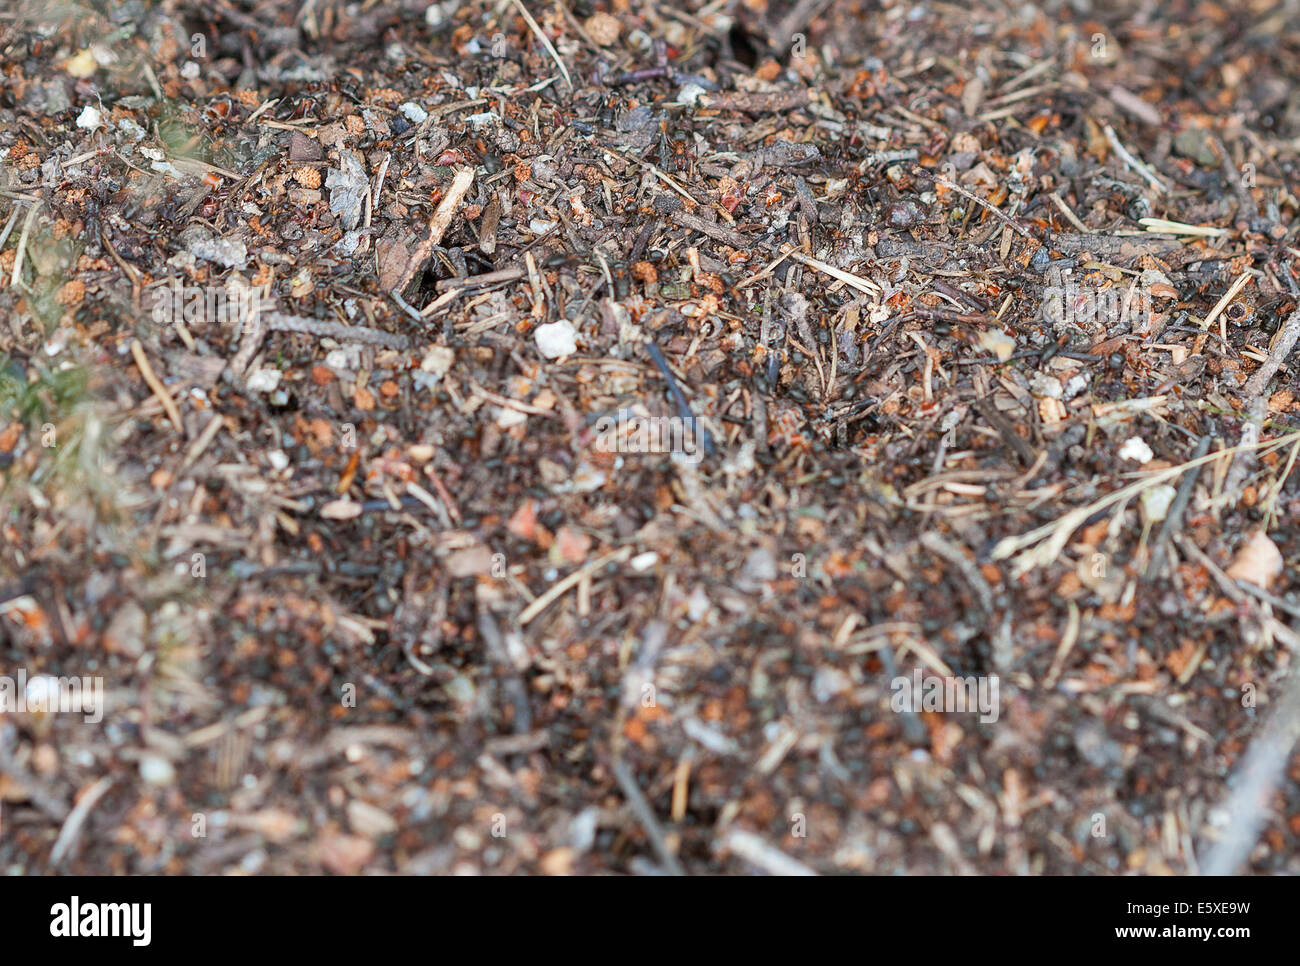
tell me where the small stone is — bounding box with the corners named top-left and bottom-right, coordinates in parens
top-left (508, 499), bottom-right (538, 540)
top-left (976, 329), bottom-right (1015, 362)
top-left (1118, 436), bottom-right (1154, 464)
top-left (629, 551), bottom-right (659, 572)
top-left (584, 12), bottom-right (622, 46)
top-left (319, 832), bottom-right (374, 875)
top-left (1225, 531), bottom-right (1284, 589)
top-left (320, 498), bottom-right (363, 520)
top-left (539, 847), bottom-right (576, 875)
top-left (103, 601), bottom-right (147, 657)
top-left (812, 666), bottom-right (852, 703)
top-left (883, 201), bottom-right (922, 229)
top-left (552, 526), bottom-right (592, 564)
top-left (420, 345), bottom-right (454, 377)
top-left (183, 227), bottom-right (248, 270)
top-left (1174, 126), bottom-right (1219, 167)
top-left (446, 545), bottom-right (493, 577)
top-left (347, 800), bottom-right (398, 839)
top-left (677, 83), bottom-right (707, 106)
top-left (399, 102), bottom-right (428, 124)
top-left (63, 49), bottom-right (98, 78)
top-left (534, 320), bottom-right (578, 359)
top-left (324, 348), bottom-right (357, 372)
top-left (289, 131), bottom-right (324, 162)
top-left (497, 406), bottom-right (527, 429)
top-left (75, 105), bottom-right (101, 130)
top-left (245, 368), bottom-right (282, 393)
top-left (139, 756), bottom-right (176, 786)
top-left (742, 547), bottom-right (778, 582)
top-left (1139, 484), bottom-right (1176, 525)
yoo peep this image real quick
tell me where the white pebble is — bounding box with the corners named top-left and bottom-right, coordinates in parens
top-left (676, 83), bottom-right (708, 106)
top-left (245, 368), bottom-right (282, 393)
top-left (976, 329), bottom-right (1015, 362)
top-left (75, 105), bottom-right (102, 130)
top-left (419, 345), bottom-right (454, 377)
top-left (399, 102), bottom-right (428, 124)
top-left (139, 756), bottom-right (176, 786)
top-left (1140, 484), bottom-right (1177, 524)
top-left (629, 551), bottom-right (659, 572)
top-left (534, 320), bottom-right (578, 359)
top-left (1118, 436), bottom-right (1154, 464)
top-left (324, 349), bottom-right (352, 372)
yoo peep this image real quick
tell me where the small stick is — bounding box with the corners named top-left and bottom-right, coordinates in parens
top-left (927, 170), bottom-right (1033, 238)
top-left (224, 295), bottom-right (267, 382)
top-left (606, 65), bottom-right (669, 86)
top-left (434, 265), bottom-right (526, 293)
top-left (469, 380), bottom-right (562, 418)
top-left (1201, 655), bottom-right (1300, 875)
top-left (600, 143), bottom-right (697, 206)
top-left (180, 413), bottom-right (225, 473)
top-left (1103, 124), bottom-right (1166, 194)
top-left (1147, 434), bottom-right (1212, 576)
top-left (511, 0), bottom-right (572, 89)
top-left (670, 755), bottom-right (691, 823)
top-left (1200, 271), bottom-right (1252, 343)
top-left (1221, 298), bottom-right (1300, 506)
top-left (786, 249), bottom-right (881, 297)
top-left (921, 532), bottom-right (994, 615)
top-left (719, 828), bottom-right (817, 876)
top-left (9, 199), bottom-right (41, 288)
top-left (518, 547), bottom-right (632, 625)
top-left (479, 192), bottom-right (500, 255)
top-left (264, 312), bottom-right (409, 349)
top-left (49, 776), bottom-right (115, 867)
top-left (1243, 305), bottom-right (1300, 398)
top-left (1049, 192), bottom-right (1091, 233)
top-left (992, 443), bottom-right (1271, 574)
top-left (389, 288), bottom-right (424, 322)
top-left (525, 251), bottom-right (544, 316)
top-left (1042, 601), bottom-right (1081, 690)
top-left (428, 167), bottom-right (475, 246)
top-left (610, 758), bottom-right (686, 876)
top-left (130, 340), bottom-right (184, 433)
top-left (477, 607), bottom-right (533, 734)
top-left (0, 206), bottom-right (20, 251)
top-left (770, 0), bottom-right (833, 52)
top-left (1235, 579), bottom-right (1300, 621)
top-left (424, 463), bottom-right (461, 524)
top-left (921, 530), bottom-right (1012, 670)
top-left (404, 480), bottom-right (451, 528)
top-left (646, 341), bottom-right (717, 458)
top-left (395, 166), bottom-right (475, 293)
top-left (669, 208), bottom-right (750, 249)
top-left (1139, 217), bottom-right (1228, 237)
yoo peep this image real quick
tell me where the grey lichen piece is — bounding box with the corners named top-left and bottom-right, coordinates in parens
top-left (325, 148), bottom-right (368, 232)
top-left (223, 304), bottom-right (266, 385)
top-left (181, 226), bottom-right (248, 271)
top-left (263, 313), bottom-right (410, 350)
top-left (749, 141), bottom-right (821, 168)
